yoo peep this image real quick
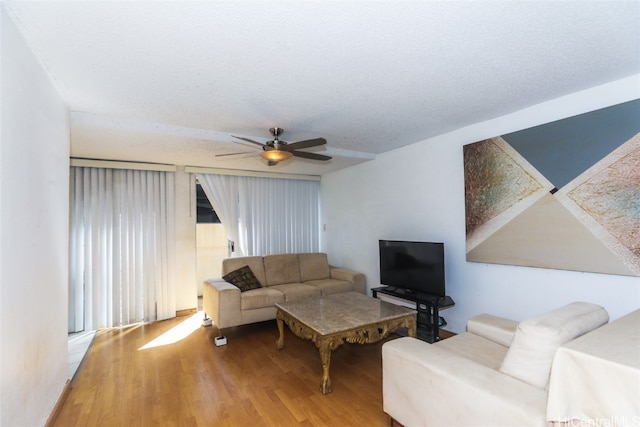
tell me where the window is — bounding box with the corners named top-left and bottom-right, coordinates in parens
top-left (196, 183), bottom-right (220, 223)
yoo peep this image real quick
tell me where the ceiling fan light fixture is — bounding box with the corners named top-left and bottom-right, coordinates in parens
top-left (261, 149), bottom-right (293, 162)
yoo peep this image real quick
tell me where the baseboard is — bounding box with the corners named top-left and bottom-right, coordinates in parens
top-left (176, 307), bottom-right (197, 317)
top-left (45, 379), bottom-right (71, 427)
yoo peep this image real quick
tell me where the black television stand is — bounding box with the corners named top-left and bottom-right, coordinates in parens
top-left (372, 286), bottom-right (454, 343)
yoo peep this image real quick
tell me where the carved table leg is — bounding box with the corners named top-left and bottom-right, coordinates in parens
top-left (276, 315), bottom-right (285, 350)
top-left (406, 316), bottom-right (417, 338)
top-left (318, 339), bottom-right (332, 394)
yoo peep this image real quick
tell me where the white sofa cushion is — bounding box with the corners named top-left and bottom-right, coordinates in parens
top-left (499, 302), bottom-right (609, 389)
top-left (467, 313), bottom-right (518, 347)
top-left (435, 332), bottom-right (509, 370)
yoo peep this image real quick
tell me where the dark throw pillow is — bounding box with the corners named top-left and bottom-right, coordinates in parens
top-left (222, 265), bottom-right (262, 292)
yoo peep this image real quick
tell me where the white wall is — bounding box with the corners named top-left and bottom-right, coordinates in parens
top-left (1, 8), bottom-right (71, 426)
top-left (321, 75), bottom-right (640, 333)
top-left (196, 223), bottom-right (228, 296)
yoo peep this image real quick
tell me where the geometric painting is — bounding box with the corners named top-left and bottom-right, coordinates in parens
top-left (464, 99), bottom-right (640, 276)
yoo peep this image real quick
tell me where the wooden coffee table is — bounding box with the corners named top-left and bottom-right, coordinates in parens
top-left (275, 291), bottom-right (416, 394)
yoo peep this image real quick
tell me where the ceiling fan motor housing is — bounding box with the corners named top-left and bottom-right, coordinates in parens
top-left (269, 127), bottom-right (284, 138)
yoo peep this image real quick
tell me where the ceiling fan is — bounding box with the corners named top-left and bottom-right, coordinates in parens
top-left (217, 127), bottom-right (332, 166)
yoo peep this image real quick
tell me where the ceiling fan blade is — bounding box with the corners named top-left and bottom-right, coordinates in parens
top-left (291, 151), bottom-right (332, 161)
top-left (215, 151), bottom-right (254, 157)
top-left (287, 138), bottom-right (327, 150)
top-left (231, 136), bottom-right (265, 147)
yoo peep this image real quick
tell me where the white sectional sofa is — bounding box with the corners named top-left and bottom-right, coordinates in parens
top-left (382, 302), bottom-right (613, 427)
top-left (203, 252), bottom-right (365, 330)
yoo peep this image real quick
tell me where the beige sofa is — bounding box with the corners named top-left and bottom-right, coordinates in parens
top-left (382, 302), bottom-right (612, 427)
top-left (203, 252), bottom-right (365, 330)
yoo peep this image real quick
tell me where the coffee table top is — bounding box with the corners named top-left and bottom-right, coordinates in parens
top-left (275, 291), bottom-right (416, 336)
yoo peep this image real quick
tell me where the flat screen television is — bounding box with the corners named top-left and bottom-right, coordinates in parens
top-left (379, 240), bottom-right (446, 297)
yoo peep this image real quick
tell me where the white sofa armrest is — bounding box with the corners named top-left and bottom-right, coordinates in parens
top-left (467, 313), bottom-right (519, 347)
top-left (329, 267), bottom-right (366, 294)
top-left (382, 337), bottom-right (547, 427)
top-left (203, 278), bottom-right (242, 329)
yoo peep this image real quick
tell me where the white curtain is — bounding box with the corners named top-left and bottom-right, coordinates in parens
top-left (196, 173), bottom-right (320, 256)
top-left (237, 176), bottom-right (319, 255)
top-left (196, 173), bottom-right (242, 255)
top-left (69, 167), bottom-right (176, 331)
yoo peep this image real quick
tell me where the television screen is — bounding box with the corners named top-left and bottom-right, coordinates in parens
top-left (379, 240), bottom-right (446, 297)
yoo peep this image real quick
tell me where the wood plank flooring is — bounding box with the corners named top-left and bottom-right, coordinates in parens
top-left (53, 313), bottom-right (400, 426)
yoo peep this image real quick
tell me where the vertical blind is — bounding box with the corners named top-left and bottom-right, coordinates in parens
top-left (197, 173), bottom-right (320, 256)
top-left (69, 167), bottom-right (176, 331)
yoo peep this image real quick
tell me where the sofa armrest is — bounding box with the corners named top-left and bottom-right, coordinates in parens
top-left (203, 278), bottom-right (242, 330)
top-left (383, 337), bottom-right (547, 427)
top-left (467, 313), bottom-right (518, 347)
top-left (330, 267), bottom-right (366, 294)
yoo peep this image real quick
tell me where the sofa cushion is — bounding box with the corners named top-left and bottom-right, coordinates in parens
top-left (298, 253), bottom-right (331, 282)
top-left (467, 314), bottom-right (518, 347)
top-left (499, 302), bottom-right (609, 389)
top-left (223, 256), bottom-right (266, 286)
top-left (222, 265), bottom-right (262, 292)
top-left (240, 287), bottom-right (285, 310)
top-left (263, 254), bottom-right (301, 286)
top-left (305, 279), bottom-right (353, 296)
top-left (268, 283), bottom-right (321, 301)
top-left (435, 332), bottom-right (509, 371)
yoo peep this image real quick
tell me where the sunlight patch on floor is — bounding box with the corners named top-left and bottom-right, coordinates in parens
top-left (138, 312), bottom-right (204, 350)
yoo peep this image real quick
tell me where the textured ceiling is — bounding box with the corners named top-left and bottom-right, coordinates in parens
top-left (4, 1), bottom-right (640, 175)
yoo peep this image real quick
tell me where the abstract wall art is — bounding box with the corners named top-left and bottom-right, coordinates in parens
top-left (463, 99), bottom-right (640, 276)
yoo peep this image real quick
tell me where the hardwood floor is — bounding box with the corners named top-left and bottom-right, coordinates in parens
top-left (53, 313), bottom-right (399, 426)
